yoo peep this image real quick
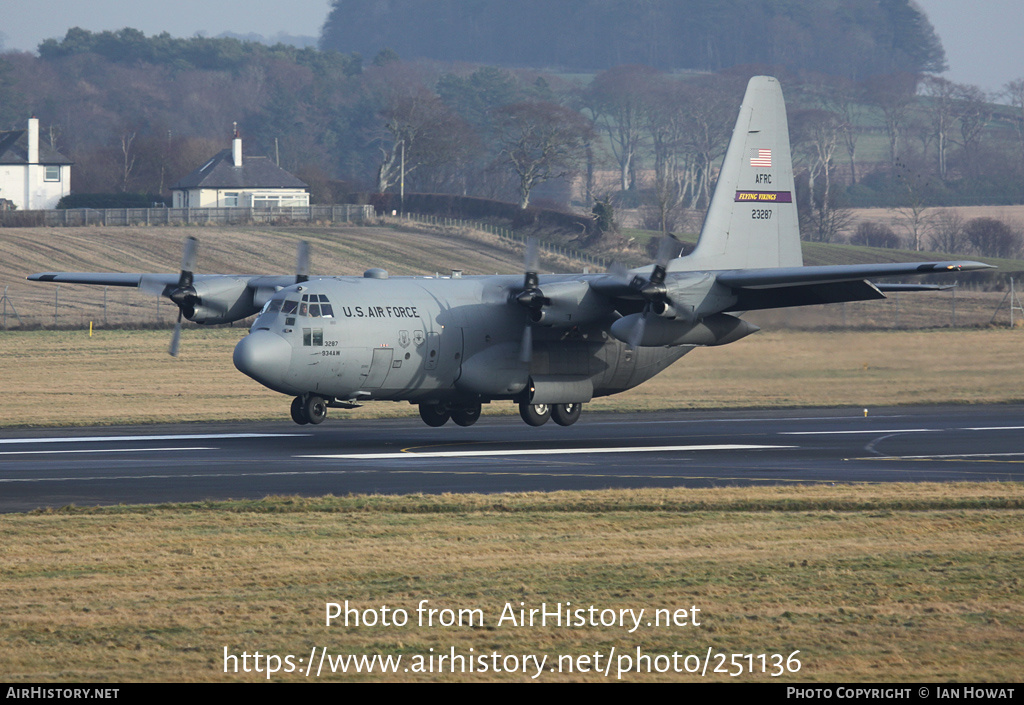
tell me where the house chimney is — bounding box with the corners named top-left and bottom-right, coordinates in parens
top-left (232, 124), bottom-right (242, 167)
top-left (27, 117), bottom-right (39, 164)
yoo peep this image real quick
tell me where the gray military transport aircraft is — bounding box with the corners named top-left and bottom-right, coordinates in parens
top-left (30, 76), bottom-right (992, 428)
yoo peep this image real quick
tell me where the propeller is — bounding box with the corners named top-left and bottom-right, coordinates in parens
top-left (510, 237), bottom-right (550, 364)
top-left (615, 234), bottom-right (682, 350)
top-left (167, 236), bottom-right (199, 357)
top-left (296, 240), bottom-right (309, 284)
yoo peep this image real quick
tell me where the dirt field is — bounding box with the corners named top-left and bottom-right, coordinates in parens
top-left (848, 205), bottom-right (1024, 235)
top-left (0, 223), bottom-right (549, 329)
top-left (3, 221), bottom-right (1020, 331)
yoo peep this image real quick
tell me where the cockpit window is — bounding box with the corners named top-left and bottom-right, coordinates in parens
top-left (276, 294), bottom-right (334, 318)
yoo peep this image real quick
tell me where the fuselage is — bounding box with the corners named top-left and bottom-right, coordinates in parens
top-left (233, 274), bottom-right (690, 407)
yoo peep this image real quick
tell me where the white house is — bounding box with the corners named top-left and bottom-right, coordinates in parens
top-left (0, 118), bottom-right (73, 210)
top-left (171, 132), bottom-right (309, 209)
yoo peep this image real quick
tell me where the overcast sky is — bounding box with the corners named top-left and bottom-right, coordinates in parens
top-left (2, 0), bottom-right (1022, 96)
top-left (914, 0), bottom-right (1024, 94)
top-left (0, 0), bottom-right (331, 49)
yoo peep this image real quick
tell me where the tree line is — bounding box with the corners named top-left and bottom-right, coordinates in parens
top-left (321, 0), bottom-right (946, 78)
top-left (1, 25), bottom-right (1023, 258)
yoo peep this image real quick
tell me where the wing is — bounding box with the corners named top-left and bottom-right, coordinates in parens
top-left (715, 261), bottom-right (993, 311)
top-left (28, 236), bottom-right (313, 325)
top-left (28, 272), bottom-right (164, 287)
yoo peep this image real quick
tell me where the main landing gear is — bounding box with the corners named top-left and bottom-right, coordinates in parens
top-left (418, 401), bottom-right (483, 427)
top-left (290, 395), bottom-right (584, 428)
top-left (291, 394), bottom-right (328, 425)
top-left (519, 401), bottom-right (582, 427)
top-left (418, 400), bottom-right (584, 427)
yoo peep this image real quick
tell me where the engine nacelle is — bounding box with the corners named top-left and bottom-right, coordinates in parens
top-left (186, 277), bottom-right (260, 324)
top-left (529, 281), bottom-right (609, 328)
top-left (610, 313), bottom-right (759, 348)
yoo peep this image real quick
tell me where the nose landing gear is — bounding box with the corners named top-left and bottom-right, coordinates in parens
top-left (290, 394), bottom-right (328, 425)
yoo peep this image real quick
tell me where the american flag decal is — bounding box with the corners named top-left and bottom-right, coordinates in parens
top-left (750, 148), bottom-right (772, 168)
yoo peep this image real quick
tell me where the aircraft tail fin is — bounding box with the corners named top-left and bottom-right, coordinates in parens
top-left (680, 76), bottom-right (803, 271)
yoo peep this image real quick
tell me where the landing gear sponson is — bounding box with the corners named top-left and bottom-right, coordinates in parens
top-left (288, 395), bottom-right (583, 428)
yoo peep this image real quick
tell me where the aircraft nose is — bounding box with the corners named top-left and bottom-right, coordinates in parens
top-left (233, 330), bottom-right (296, 394)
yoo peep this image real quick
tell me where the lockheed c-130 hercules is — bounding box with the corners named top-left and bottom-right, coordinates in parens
top-left (29, 76), bottom-right (992, 428)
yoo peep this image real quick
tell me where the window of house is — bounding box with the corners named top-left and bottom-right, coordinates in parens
top-left (223, 192), bottom-right (239, 207)
top-left (44, 166), bottom-right (60, 182)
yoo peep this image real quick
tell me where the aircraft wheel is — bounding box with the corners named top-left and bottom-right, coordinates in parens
top-left (551, 403), bottom-right (582, 427)
top-left (290, 396), bottom-right (309, 425)
top-left (451, 403), bottom-right (482, 427)
top-left (419, 403), bottom-right (451, 427)
top-left (519, 402), bottom-right (551, 427)
top-left (304, 394), bottom-right (328, 425)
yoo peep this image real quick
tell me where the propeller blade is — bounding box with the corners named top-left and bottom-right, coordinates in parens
top-left (519, 323), bottom-right (533, 365)
top-left (524, 237), bottom-right (539, 274)
top-left (523, 237), bottom-right (539, 291)
top-left (178, 236), bottom-right (198, 288)
top-left (296, 240), bottom-right (310, 284)
top-left (656, 233), bottom-right (679, 269)
top-left (627, 310), bottom-right (647, 351)
top-left (167, 236), bottom-right (200, 357)
top-left (607, 261), bottom-right (630, 283)
top-left (138, 275), bottom-right (170, 298)
top-left (649, 234), bottom-right (680, 288)
top-left (169, 310), bottom-right (183, 357)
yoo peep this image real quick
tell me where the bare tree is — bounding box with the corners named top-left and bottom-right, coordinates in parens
top-left (491, 101), bottom-right (591, 209)
top-left (680, 75), bottom-right (739, 209)
top-left (792, 108), bottom-right (843, 242)
top-left (364, 63), bottom-right (467, 195)
top-left (643, 75), bottom-right (690, 234)
top-left (850, 221), bottom-right (901, 248)
top-left (891, 160), bottom-right (933, 251)
top-left (929, 209), bottom-right (968, 254)
top-left (964, 217), bottom-right (1021, 259)
top-left (802, 75), bottom-right (864, 186)
top-left (584, 65), bottom-right (658, 193)
top-left (862, 72), bottom-right (918, 173)
top-left (118, 130), bottom-right (137, 192)
top-left (952, 84), bottom-right (992, 179)
top-left (920, 75), bottom-right (957, 181)
top-left (1005, 78), bottom-right (1024, 169)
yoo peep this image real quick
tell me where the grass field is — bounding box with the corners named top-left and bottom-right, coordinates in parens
top-left (2, 224), bottom-right (1022, 683)
top-left (1, 485), bottom-right (1021, 682)
top-left (1, 331), bottom-right (1021, 683)
top-left (0, 327), bottom-right (1020, 428)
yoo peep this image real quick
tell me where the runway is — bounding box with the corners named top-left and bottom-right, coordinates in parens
top-left (1, 404), bottom-right (1022, 513)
